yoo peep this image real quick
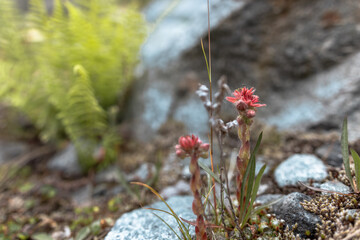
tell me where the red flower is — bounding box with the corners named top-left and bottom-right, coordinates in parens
top-left (175, 135), bottom-right (209, 159)
top-left (226, 87), bottom-right (266, 110)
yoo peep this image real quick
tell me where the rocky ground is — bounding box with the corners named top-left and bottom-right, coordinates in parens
top-left (1, 112), bottom-right (360, 239)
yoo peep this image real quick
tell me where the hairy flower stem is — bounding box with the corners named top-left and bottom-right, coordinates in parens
top-left (190, 154), bottom-right (207, 240)
top-left (236, 118), bottom-right (252, 212)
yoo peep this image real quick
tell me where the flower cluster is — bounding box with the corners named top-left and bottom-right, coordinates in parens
top-left (226, 87), bottom-right (265, 119)
top-left (175, 134), bottom-right (209, 240)
top-left (175, 135), bottom-right (210, 159)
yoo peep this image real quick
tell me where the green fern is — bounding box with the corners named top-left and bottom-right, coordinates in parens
top-left (57, 65), bottom-right (107, 142)
top-left (0, 0), bottom-right (146, 170)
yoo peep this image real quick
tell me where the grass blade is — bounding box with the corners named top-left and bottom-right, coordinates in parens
top-left (201, 39), bottom-right (211, 83)
top-left (239, 155), bottom-right (252, 222)
top-left (152, 213), bottom-right (183, 240)
top-left (250, 196), bottom-right (284, 216)
top-left (242, 155), bottom-right (256, 222)
top-left (242, 164), bottom-right (266, 227)
top-left (198, 160), bottom-right (221, 183)
top-left (350, 149), bottom-right (360, 192)
top-left (131, 182), bottom-right (191, 237)
top-left (341, 118), bottom-right (355, 190)
top-left (252, 132), bottom-right (263, 157)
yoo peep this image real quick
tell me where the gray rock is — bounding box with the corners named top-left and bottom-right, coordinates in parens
top-left (255, 194), bottom-right (284, 206)
top-left (47, 144), bottom-right (82, 178)
top-left (160, 180), bottom-right (191, 199)
top-left (126, 163), bottom-right (156, 182)
top-left (95, 166), bottom-right (121, 184)
top-left (141, 83), bottom-right (173, 133)
top-left (173, 96), bottom-right (209, 138)
top-left (131, 0), bottom-right (245, 142)
top-left (261, 50), bottom-right (360, 140)
top-left (319, 180), bottom-right (351, 195)
top-left (142, 0), bottom-right (245, 68)
top-left (71, 184), bottom-right (92, 207)
top-left (0, 140), bottom-right (28, 164)
top-left (272, 192), bottom-right (321, 238)
top-left (255, 157), bottom-right (270, 176)
top-left (132, 0), bottom-right (360, 142)
top-left (316, 142), bottom-right (343, 167)
top-left (105, 196), bottom-right (195, 240)
top-left (274, 154), bottom-right (328, 187)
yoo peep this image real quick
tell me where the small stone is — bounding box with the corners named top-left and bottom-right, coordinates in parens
top-left (9, 196), bottom-right (25, 211)
top-left (271, 192), bottom-right (321, 238)
top-left (255, 194), bottom-right (284, 206)
top-left (126, 163), bottom-right (155, 182)
top-left (316, 142), bottom-right (343, 167)
top-left (160, 180), bottom-right (191, 199)
top-left (95, 166), bottom-right (121, 184)
top-left (0, 140), bottom-right (28, 164)
top-left (71, 184), bottom-right (92, 207)
top-left (320, 180), bottom-right (351, 195)
top-left (344, 209), bottom-right (358, 222)
top-left (105, 196), bottom-right (195, 240)
top-left (47, 144), bottom-right (82, 178)
top-left (256, 184), bottom-right (270, 195)
top-left (274, 154), bottom-right (328, 187)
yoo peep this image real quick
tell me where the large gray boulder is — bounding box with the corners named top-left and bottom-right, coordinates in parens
top-left (131, 0), bottom-right (245, 141)
top-left (130, 0), bottom-right (360, 141)
top-left (105, 196), bottom-right (195, 240)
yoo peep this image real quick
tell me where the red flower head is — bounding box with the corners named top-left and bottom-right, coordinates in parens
top-left (175, 135), bottom-right (209, 159)
top-left (226, 87), bottom-right (266, 113)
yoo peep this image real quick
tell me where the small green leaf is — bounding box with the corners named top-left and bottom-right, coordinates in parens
top-left (19, 182), bottom-right (35, 193)
top-left (32, 233), bottom-right (53, 240)
top-left (350, 149), bottom-right (360, 192)
top-left (341, 118), bottom-right (355, 190)
top-left (75, 226), bottom-right (90, 240)
top-left (198, 161), bottom-right (221, 183)
top-left (239, 132), bottom-right (263, 223)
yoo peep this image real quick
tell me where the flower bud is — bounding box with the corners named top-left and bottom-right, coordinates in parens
top-left (236, 100), bottom-right (248, 111)
top-left (176, 149), bottom-right (187, 159)
top-left (246, 109), bottom-right (256, 118)
top-left (199, 143), bottom-right (209, 152)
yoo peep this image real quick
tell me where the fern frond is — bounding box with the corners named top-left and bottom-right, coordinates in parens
top-left (57, 65), bottom-right (107, 142)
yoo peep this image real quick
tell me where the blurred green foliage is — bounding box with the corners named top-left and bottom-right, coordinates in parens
top-left (0, 0), bottom-right (146, 170)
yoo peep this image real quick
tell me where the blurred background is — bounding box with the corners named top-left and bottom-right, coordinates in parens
top-left (1, 0), bottom-right (360, 239)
